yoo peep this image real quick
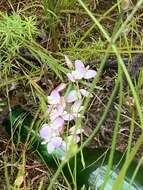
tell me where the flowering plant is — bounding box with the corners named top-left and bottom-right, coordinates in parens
top-left (39, 56), bottom-right (97, 157)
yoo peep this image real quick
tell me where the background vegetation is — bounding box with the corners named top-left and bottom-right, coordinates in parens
top-left (0, 0), bottom-right (143, 189)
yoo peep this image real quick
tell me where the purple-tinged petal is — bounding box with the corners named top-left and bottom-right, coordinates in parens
top-left (66, 90), bottom-right (78, 103)
top-left (47, 105), bottom-right (53, 113)
top-left (50, 117), bottom-right (64, 134)
top-left (67, 73), bottom-right (75, 82)
top-left (55, 83), bottom-right (67, 92)
top-left (71, 70), bottom-right (83, 80)
top-left (52, 117), bottom-right (64, 128)
top-left (47, 90), bottom-right (61, 104)
top-left (51, 137), bottom-right (63, 148)
top-left (74, 60), bottom-right (85, 72)
top-left (74, 60), bottom-right (85, 79)
top-left (49, 105), bottom-right (64, 121)
top-left (84, 70), bottom-right (97, 79)
top-left (39, 124), bottom-right (52, 139)
top-left (47, 142), bottom-right (55, 154)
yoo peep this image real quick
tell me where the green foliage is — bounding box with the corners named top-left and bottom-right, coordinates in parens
top-left (0, 12), bottom-right (38, 55)
top-left (1, 0), bottom-right (143, 189)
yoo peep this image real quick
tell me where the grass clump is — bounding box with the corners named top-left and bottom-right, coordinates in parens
top-left (0, 12), bottom-right (38, 56)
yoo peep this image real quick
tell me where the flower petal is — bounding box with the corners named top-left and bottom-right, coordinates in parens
top-left (71, 70), bottom-right (83, 80)
top-left (47, 142), bottom-right (55, 154)
top-left (75, 60), bottom-right (85, 72)
top-left (52, 117), bottom-right (64, 127)
top-left (47, 90), bottom-right (61, 104)
top-left (80, 89), bottom-right (90, 97)
top-left (67, 73), bottom-right (75, 82)
top-left (39, 124), bottom-right (52, 139)
top-left (84, 69), bottom-right (97, 79)
top-left (51, 136), bottom-right (63, 148)
top-left (55, 83), bottom-right (67, 92)
top-left (66, 90), bottom-right (78, 103)
top-left (71, 100), bottom-right (83, 113)
top-left (49, 104), bottom-right (64, 121)
top-left (74, 60), bottom-right (85, 79)
top-left (51, 117), bottom-right (64, 134)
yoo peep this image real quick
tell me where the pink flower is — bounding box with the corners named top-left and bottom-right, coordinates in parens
top-left (40, 118), bottom-right (64, 140)
top-left (39, 59), bottom-right (96, 155)
top-left (47, 104), bottom-right (64, 121)
top-left (39, 123), bottom-right (63, 154)
top-left (67, 60), bottom-right (97, 82)
top-left (67, 73), bottom-right (75, 82)
top-left (47, 137), bottom-right (62, 154)
top-left (39, 124), bottom-right (53, 139)
top-left (47, 90), bottom-right (61, 105)
top-left (51, 117), bottom-right (64, 134)
top-left (47, 94), bottom-right (66, 121)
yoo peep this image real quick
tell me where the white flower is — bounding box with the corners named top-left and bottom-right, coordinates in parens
top-left (67, 60), bottom-right (97, 82)
top-left (39, 122), bottom-right (64, 154)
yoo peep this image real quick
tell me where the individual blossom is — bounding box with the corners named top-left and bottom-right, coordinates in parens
top-left (47, 83), bottom-right (66, 105)
top-left (39, 123), bottom-right (63, 154)
top-left (67, 60), bottom-right (97, 82)
top-left (39, 124), bottom-right (53, 140)
top-left (40, 120), bottom-right (64, 140)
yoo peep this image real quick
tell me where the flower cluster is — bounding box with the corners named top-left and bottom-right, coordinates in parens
top-left (39, 57), bottom-right (97, 155)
